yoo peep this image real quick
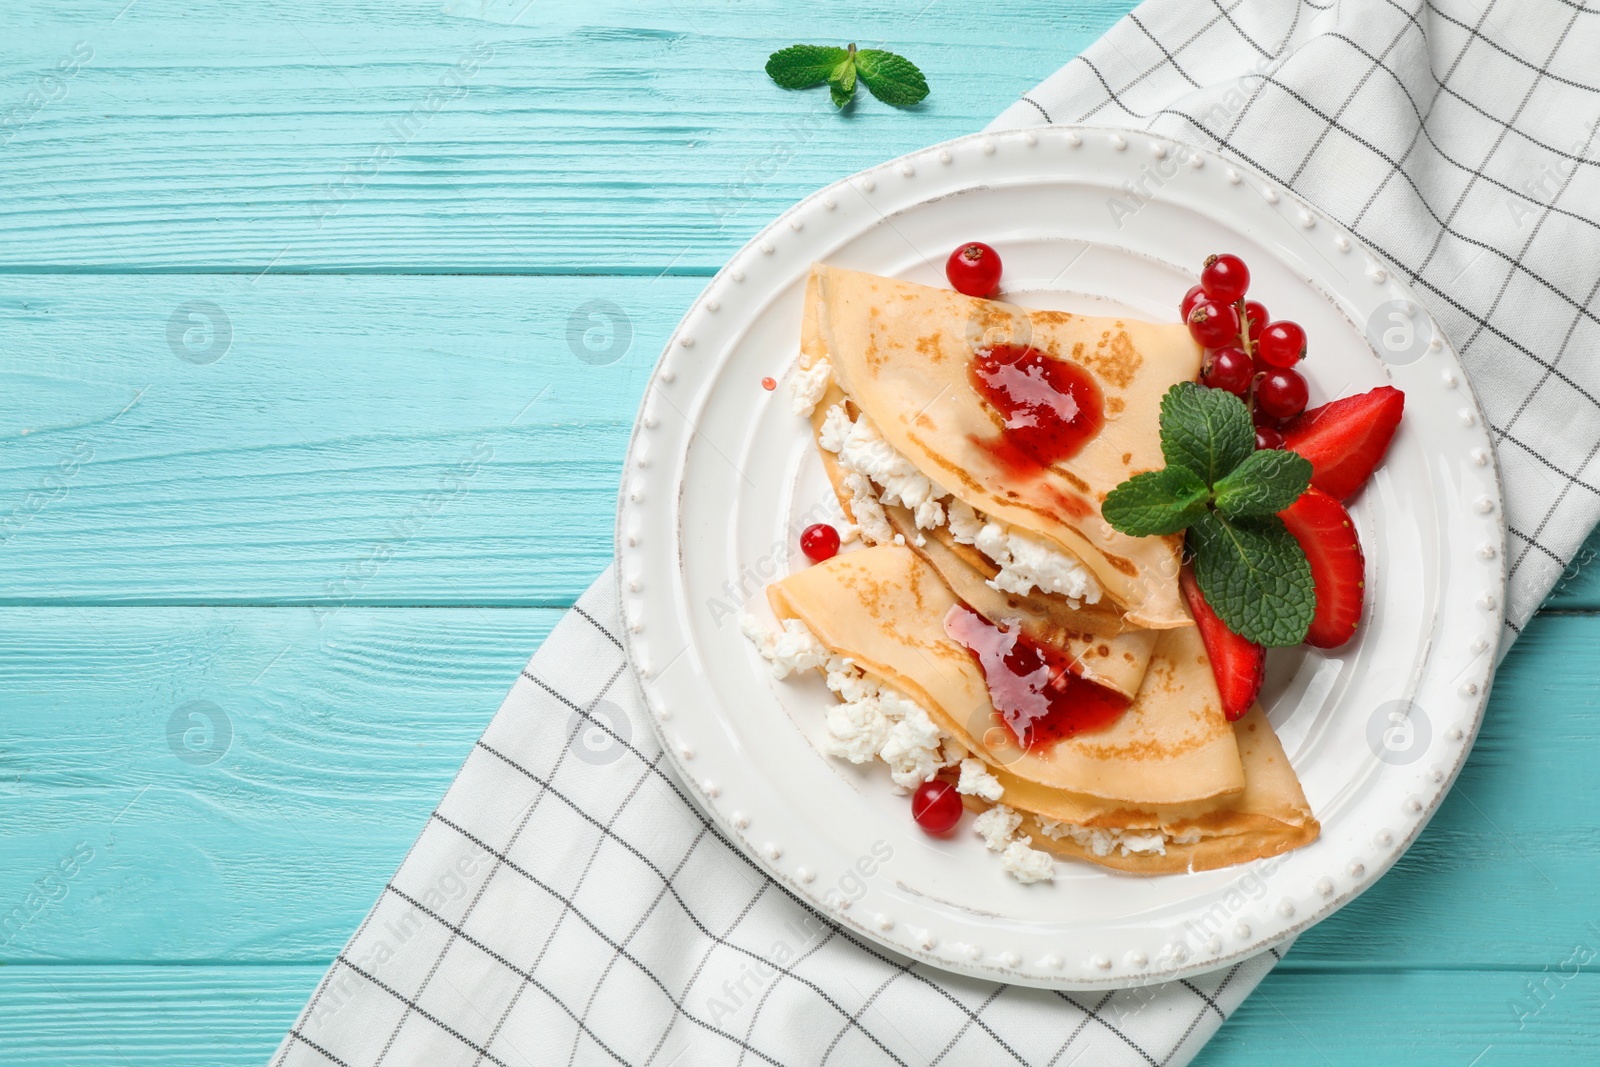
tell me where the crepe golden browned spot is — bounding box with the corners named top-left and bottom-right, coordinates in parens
top-left (1007, 708), bottom-right (1320, 875)
top-left (802, 265), bottom-right (1202, 629)
top-left (806, 379), bottom-right (1158, 700)
top-left (768, 545), bottom-right (1245, 806)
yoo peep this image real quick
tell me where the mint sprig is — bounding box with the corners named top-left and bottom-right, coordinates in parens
top-left (1101, 467), bottom-right (1210, 536)
top-left (1213, 449), bottom-right (1314, 518)
top-left (1102, 382), bottom-right (1314, 646)
top-left (766, 43), bottom-right (929, 109)
top-left (1188, 511), bottom-right (1314, 647)
top-left (1158, 382), bottom-right (1255, 486)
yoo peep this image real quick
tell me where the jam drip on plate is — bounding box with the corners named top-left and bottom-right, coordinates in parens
top-left (967, 343), bottom-right (1104, 477)
top-left (943, 605), bottom-right (1128, 751)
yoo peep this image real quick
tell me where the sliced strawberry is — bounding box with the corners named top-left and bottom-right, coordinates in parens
top-left (1180, 567), bottom-right (1264, 721)
top-left (1280, 488), bottom-right (1366, 648)
top-left (1281, 385), bottom-right (1405, 500)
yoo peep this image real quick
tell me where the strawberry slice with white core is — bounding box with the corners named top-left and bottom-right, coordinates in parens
top-left (1281, 386), bottom-right (1404, 501)
top-left (1180, 567), bottom-right (1264, 721)
top-left (1279, 488), bottom-right (1366, 648)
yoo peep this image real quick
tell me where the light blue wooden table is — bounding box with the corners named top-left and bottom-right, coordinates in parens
top-left (3, 2), bottom-right (1598, 1063)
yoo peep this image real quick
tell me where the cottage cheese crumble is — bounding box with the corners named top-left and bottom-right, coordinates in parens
top-left (743, 614), bottom-right (958, 791)
top-left (972, 805), bottom-right (1023, 850)
top-left (815, 404), bottom-right (1100, 606)
top-left (999, 840), bottom-right (1056, 884)
top-left (818, 404), bottom-right (946, 530)
top-left (972, 805), bottom-right (1055, 884)
top-left (789, 357), bottom-right (833, 417)
top-left (956, 758), bottom-right (1005, 803)
top-left (971, 522), bottom-right (1101, 605)
top-left (739, 615), bottom-right (832, 679)
top-left (1036, 817), bottom-right (1172, 858)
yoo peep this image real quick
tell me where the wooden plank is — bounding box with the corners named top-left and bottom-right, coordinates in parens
top-left (0, 0), bottom-right (1132, 272)
top-left (1197, 969), bottom-right (1600, 1066)
top-left (0, 607), bottom-right (561, 961)
top-left (1, 604), bottom-right (1597, 968)
top-left (0, 273), bottom-right (689, 605)
top-left (0, 965), bottom-right (319, 1066)
top-left (0, 964), bottom-right (1592, 1066)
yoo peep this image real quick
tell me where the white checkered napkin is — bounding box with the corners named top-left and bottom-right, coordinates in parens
top-left (271, 568), bottom-right (1282, 1067)
top-left (990, 0), bottom-right (1600, 652)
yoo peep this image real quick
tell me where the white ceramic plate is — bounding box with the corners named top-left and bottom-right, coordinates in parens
top-left (615, 125), bottom-right (1504, 989)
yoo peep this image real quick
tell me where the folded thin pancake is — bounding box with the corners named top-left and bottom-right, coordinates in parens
top-left (802, 265), bottom-right (1202, 629)
top-left (767, 545), bottom-right (1244, 806)
top-left (1009, 708), bottom-right (1320, 875)
top-left (807, 381), bottom-right (1157, 700)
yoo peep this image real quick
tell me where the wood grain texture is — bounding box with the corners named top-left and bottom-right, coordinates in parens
top-left (0, 0), bottom-right (1130, 273)
top-left (0, 607), bottom-right (559, 962)
top-left (0, 274), bottom-right (680, 605)
top-left (0, 964), bottom-right (1594, 1066)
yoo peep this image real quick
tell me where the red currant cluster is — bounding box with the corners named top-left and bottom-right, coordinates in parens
top-left (1184, 254), bottom-right (1308, 450)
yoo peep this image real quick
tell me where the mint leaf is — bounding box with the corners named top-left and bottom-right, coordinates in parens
top-left (1213, 449), bottom-right (1312, 519)
top-left (855, 49), bottom-right (929, 106)
top-left (1102, 466), bottom-right (1210, 536)
top-left (1159, 382), bottom-right (1255, 486)
top-left (828, 55), bottom-right (856, 108)
top-left (766, 45), bottom-right (849, 89)
top-left (1188, 511), bottom-right (1314, 646)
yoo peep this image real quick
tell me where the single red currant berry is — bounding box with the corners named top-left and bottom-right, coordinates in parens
top-left (799, 523), bottom-right (841, 563)
top-left (946, 242), bottom-right (1002, 297)
top-left (1187, 299), bottom-right (1241, 349)
top-left (1257, 320), bottom-right (1307, 368)
top-left (1257, 368), bottom-right (1309, 419)
top-left (1180, 284), bottom-right (1206, 324)
top-left (1255, 426), bottom-right (1285, 450)
top-left (1201, 346), bottom-right (1253, 396)
top-left (911, 779), bottom-right (963, 834)
top-left (1200, 253), bottom-right (1250, 304)
top-left (760, 376), bottom-right (776, 391)
top-left (1242, 300), bottom-right (1269, 343)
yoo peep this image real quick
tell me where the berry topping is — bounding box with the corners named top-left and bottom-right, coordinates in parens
top-left (1255, 426), bottom-right (1285, 450)
top-left (1180, 567), bottom-right (1264, 720)
top-left (799, 523), bottom-right (841, 562)
top-left (1280, 385), bottom-right (1406, 500)
top-left (1257, 367), bottom-right (1309, 419)
top-left (1201, 346), bottom-right (1254, 396)
top-left (1279, 488), bottom-right (1366, 648)
top-left (1180, 284), bottom-right (1206, 324)
top-left (967, 344), bottom-right (1105, 474)
top-left (946, 241), bottom-right (1002, 298)
top-left (1201, 253), bottom-right (1250, 304)
top-left (1258, 320), bottom-right (1308, 368)
top-left (911, 779), bottom-right (963, 834)
top-left (945, 606), bottom-right (1127, 748)
top-left (1187, 298), bottom-right (1241, 349)
top-left (1242, 300), bottom-right (1269, 343)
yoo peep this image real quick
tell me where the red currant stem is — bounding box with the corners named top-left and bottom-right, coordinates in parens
top-left (1233, 296), bottom-right (1263, 411)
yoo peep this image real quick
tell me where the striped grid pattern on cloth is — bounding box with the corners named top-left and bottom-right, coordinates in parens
top-left (273, 0), bottom-right (1600, 1062)
top-left (989, 0), bottom-right (1600, 650)
top-left (270, 571), bottom-right (1279, 1067)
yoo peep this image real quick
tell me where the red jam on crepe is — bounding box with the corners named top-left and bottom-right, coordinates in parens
top-left (943, 604), bottom-right (1128, 751)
